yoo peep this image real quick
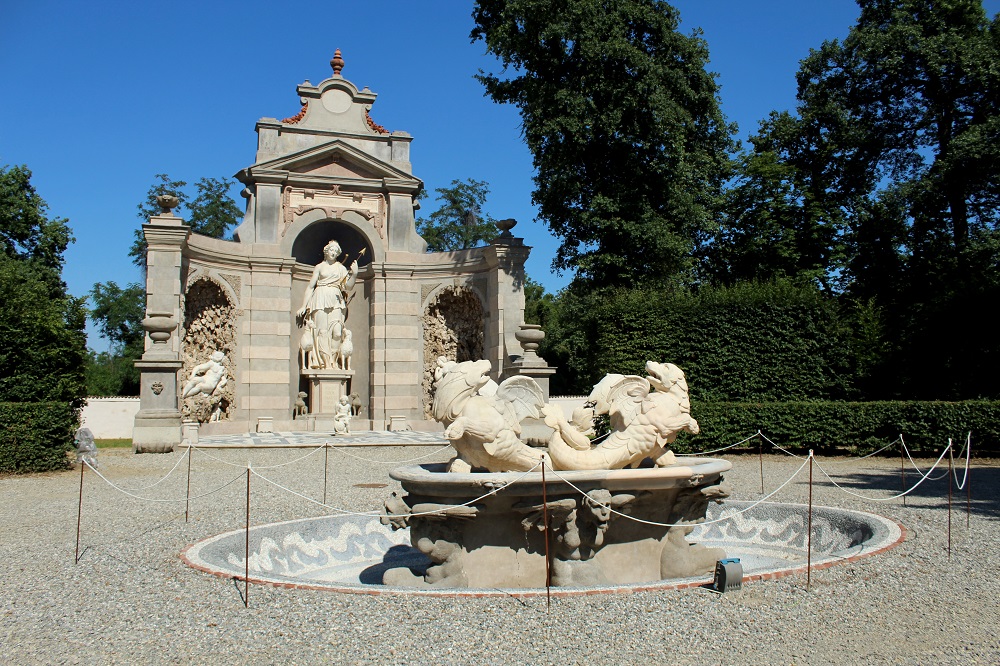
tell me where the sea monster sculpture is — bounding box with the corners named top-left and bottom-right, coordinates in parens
top-left (431, 358), bottom-right (549, 473)
top-left (541, 361), bottom-right (699, 471)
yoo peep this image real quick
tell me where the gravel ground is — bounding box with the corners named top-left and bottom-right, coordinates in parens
top-left (1, 444), bottom-right (998, 665)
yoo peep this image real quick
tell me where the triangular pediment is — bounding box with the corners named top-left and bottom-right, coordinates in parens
top-left (247, 140), bottom-right (414, 182)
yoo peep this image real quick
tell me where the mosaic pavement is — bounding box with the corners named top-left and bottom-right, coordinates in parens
top-left (192, 430), bottom-right (448, 448)
top-left (182, 501), bottom-right (904, 596)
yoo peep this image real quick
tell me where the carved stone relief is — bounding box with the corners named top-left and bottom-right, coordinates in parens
top-left (282, 186), bottom-right (386, 238)
top-left (219, 273), bottom-right (243, 303)
top-left (181, 278), bottom-right (237, 423)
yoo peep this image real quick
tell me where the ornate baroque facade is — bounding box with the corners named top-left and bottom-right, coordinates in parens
top-left (135, 53), bottom-right (530, 438)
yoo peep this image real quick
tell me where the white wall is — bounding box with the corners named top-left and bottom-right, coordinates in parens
top-left (549, 395), bottom-right (589, 420)
top-left (80, 398), bottom-right (140, 439)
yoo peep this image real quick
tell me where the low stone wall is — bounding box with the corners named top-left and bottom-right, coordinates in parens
top-left (80, 397), bottom-right (140, 439)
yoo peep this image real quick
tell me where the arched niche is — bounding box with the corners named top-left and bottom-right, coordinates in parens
top-left (284, 210), bottom-right (381, 267)
top-left (181, 278), bottom-right (237, 423)
top-left (421, 285), bottom-right (486, 418)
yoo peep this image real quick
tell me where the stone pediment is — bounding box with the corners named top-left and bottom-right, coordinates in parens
top-left (246, 140), bottom-right (416, 185)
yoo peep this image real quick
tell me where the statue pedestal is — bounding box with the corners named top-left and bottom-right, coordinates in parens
top-left (303, 369), bottom-right (354, 415)
top-left (509, 323), bottom-right (557, 400)
top-left (510, 362), bottom-right (557, 401)
top-left (133, 358), bottom-right (184, 453)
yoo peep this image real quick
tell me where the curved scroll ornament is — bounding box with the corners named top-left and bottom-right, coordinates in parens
top-left (281, 187), bottom-right (386, 238)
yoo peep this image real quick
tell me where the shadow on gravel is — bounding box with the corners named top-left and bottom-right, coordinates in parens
top-left (815, 463), bottom-right (1000, 521)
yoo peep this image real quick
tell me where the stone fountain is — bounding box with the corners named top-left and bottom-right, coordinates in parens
top-left (380, 358), bottom-right (732, 588)
top-left (183, 356), bottom-right (904, 593)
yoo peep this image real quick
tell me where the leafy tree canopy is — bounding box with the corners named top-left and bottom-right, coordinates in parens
top-left (702, 0), bottom-right (1000, 398)
top-left (129, 174), bottom-right (243, 270)
top-left (89, 281), bottom-right (145, 356)
top-left (416, 178), bottom-right (498, 251)
top-left (86, 281), bottom-right (145, 395)
top-left (711, 0), bottom-right (1000, 294)
top-left (0, 164), bottom-right (86, 406)
top-left (472, 0), bottom-right (735, 287)
top-left (0, 164), bottom-right (74, 294)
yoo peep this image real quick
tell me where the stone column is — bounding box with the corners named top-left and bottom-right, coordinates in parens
top-left (133, 203), bottom-right (189, 453)
top-left (482, 221), bottom-right (531, 381)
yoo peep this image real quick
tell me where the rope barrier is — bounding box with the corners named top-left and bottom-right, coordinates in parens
top-left (899, 434), bottom-right (949, 480)
top-left (827, 435), bottom-right (904, 464)
top-left (249, 461), bottom-right (544, 519)
top-left (83, 461), bottom-right (246, 504)
top-left (189, 441), bottom-right (453, 468)
top-left (811, 441), bottom-right (954, 502)
top-left (675, 431), bottom-right (761, 456)
top-left (756, 431), bottom-right (810, 460)
top-left (78, 429), bottom-right (973, 555)
top-left (899, 434), bottom-right (972, 484)
top-left (951, 433), bottom-right (972, 490)
top-left (85, 446), bottom-right (191, 492)
top-left (249, 444), bottom-right (328, 470)
top-left (188, 443), bottom-right (327, 469)
top-left (546, 456), bottom-right (811, 529)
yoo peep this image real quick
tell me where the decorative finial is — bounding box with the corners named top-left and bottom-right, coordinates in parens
top-left (331, 49), bottom-right (344, 76)
top-left (496, 218), bottom-right (517, 237)
top-left (155, 194), bottom-right (180, 216)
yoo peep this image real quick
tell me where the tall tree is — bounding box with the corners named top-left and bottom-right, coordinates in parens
top-left (472, 0), bottom-right (735, 287)
top-left (86, 281), bottom-right (145, 395)
top-left (715, 0), bottom-right (1000, 398)
top-left (708, 111), bottom-right (852, 290)
top-left (796, 0), bottom-right (1000, 278)
top-left (129, 174), bottom-right (243, 270)
top-left (0, 164), bottom-right (75, 295)
top-left (0, 164), bottom-right (87, 406)
top-left (416, 178), bottom-right (498, 251)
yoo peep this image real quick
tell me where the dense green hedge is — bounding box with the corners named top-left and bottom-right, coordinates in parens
top-left (672, 400), bottom-right (1000, 456)
top-left (0, 402), bottom-right (77, 473)
top-left (547, 281), bottom-right (860, 400)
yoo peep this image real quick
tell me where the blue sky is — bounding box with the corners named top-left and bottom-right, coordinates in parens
top-left (2, 1), bottom-right (996, 350)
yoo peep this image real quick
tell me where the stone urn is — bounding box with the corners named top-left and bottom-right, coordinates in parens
top-left (515, 323), bottom-right (545, 361)
top-left (495, 218), bottom-right (517, 238)
top-left (142, 312), bottom-right (177, 345)
top-left (155, 194), bottom-right (180, 215)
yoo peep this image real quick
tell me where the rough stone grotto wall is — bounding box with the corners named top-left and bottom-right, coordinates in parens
top-left (422, 286), bottom-right (485, 418)
top-left (181, 278), bottom-right (238, 422)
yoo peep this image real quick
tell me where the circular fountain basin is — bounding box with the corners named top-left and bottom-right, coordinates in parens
top-left (182, 500), bottom-right (904, 597)
top-left (387, 458), bottom-right (733, 495)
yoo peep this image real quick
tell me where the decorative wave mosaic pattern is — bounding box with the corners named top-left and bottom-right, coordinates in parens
top-left (183, 502), bottom-right (901, 591)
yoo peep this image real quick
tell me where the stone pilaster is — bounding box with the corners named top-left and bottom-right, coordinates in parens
top-left (133, 214), bottom-right (190, 452)
top-left (241, 260), bottom-right (293, 421)
top-left (370, 266), bottom-right (423, 427)
top-left (482, 235), bottom-right (531, 381)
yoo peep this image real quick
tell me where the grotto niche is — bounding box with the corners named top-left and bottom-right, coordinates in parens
top-left (422, 286), bottom-right (485, 419)
top-left (181, 278), bottom-right (238, 423)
